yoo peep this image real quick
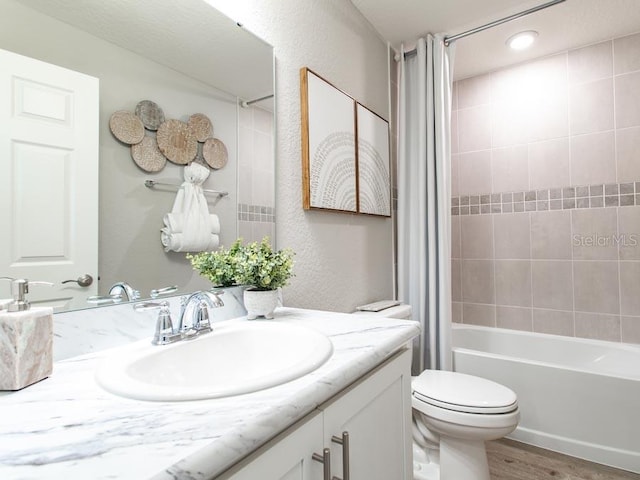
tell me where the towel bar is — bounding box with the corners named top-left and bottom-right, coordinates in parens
top-left (144, 179), bottom-right (228, 197)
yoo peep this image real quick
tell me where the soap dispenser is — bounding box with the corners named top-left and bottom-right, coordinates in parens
top-left (0, 278), bottom-right (54, 390)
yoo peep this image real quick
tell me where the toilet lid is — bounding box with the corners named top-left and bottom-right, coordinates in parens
top-left (412, 371), bottom-right (518, 414)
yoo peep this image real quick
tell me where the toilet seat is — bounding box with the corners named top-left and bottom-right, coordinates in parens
top-left (412, 370), bottom-right (518, 414)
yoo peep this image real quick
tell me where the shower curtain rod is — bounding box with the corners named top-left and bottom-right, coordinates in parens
top-left (402, 0), bottom-right (566, 58)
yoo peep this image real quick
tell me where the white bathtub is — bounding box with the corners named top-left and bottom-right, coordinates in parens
top-left (452, 324), bottom-right (640, 473)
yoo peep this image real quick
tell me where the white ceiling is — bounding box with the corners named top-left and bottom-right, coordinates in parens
top-left (350, 0), bottom-right (640, 79)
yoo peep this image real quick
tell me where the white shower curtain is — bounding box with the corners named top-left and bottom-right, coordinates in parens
top-left (397, 35), bottom-right (454, 373)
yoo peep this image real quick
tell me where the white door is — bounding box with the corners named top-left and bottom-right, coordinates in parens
top-left (0, 48), bottom-right (99, 311)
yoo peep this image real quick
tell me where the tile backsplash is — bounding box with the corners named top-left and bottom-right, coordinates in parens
top-left (452, 31), bottom-right (640, 345)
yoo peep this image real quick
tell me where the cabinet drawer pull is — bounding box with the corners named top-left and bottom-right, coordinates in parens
top-left (331, 431), bottom-right (350, 480)
top-left (312, 448), bottom-right (331, 480)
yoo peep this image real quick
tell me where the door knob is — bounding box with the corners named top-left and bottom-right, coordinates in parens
top-left (62, 274), bottom-right (94, 287)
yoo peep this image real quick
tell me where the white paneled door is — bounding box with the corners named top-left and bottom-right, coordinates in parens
top-left (0, 48), bottom-right (99, 311)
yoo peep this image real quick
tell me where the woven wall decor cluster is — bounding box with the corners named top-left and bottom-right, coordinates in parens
top-left (109, 100), bottom-right (228, 173)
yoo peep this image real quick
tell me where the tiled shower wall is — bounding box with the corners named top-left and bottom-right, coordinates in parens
top-left (237, 105), bottom-right (276, 243)
top-left (451, 32), bottom-right (640, 344)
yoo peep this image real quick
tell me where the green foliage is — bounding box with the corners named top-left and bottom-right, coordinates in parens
top-left (187, 237), bottom-right (294, 290)
top-left (187, 239), bottom-right (243, 287)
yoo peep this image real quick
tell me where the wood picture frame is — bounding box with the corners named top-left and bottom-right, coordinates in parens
top-left (300, 67), bottom-right (357, 213)
top-left (300, 67), bottom-right (391, 217)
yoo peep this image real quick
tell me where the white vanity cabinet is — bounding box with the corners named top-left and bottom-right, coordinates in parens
top-left (221, 348), bottom-right (413, 480)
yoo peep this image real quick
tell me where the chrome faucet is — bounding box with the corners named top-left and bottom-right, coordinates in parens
top-left (109, 282), bottom-right (140, 302)
top-left (178, 291), bottom-right (224, 337)
top-left (133, 290), bottom-right (223, 346)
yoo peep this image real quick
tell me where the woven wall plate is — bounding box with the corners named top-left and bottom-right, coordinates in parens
top-left (131, 136), bottom-right (167, 172)
top-left (109, 110), bottom-right (145, 145)
top-left (188, 113), bottom-right (213, 142)
top-left (156, 119), bottom-right (198, 165)
top-left (135, 100), bottom-right (165, 131)
top-left (202, 137), bottom-right (228, 169)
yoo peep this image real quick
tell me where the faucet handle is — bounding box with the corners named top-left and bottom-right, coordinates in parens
top-left (194, 301), bottom-right (213, 334)
top-left (134, 301), bottom-right (180, 345)
top-left (150, 285), bottom-right (178, 299)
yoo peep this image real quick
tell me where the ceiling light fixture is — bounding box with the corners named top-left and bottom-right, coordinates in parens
top-left (507, 30), bottom-right (538, 50)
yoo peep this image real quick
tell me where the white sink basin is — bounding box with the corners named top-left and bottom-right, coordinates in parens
top-left (95, 321), bottom-right (333, 401)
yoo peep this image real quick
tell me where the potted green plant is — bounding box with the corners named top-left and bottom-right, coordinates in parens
top-left (234, 237), bottom-right (294, 319)
top-left (187, 237), bottom-right (294, 319)
top-left (186, 239), bottom-right (243, 287)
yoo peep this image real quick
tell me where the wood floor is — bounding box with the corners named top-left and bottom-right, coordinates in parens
top-left (487, 439), bottom-right (640, 480)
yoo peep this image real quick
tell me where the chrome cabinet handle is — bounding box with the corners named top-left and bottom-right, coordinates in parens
top-left (331, 431), bottom-right (350, 480)
top-left (312, 448), bottom-right (331, 480)
top-left (62, 274), bottom-right (93, 287)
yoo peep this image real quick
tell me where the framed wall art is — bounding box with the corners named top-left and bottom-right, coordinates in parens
top-left (356, 102), bottom-right (391, 217)
top-left (300, 67), bottom-right (391, 217)
top-left (300, 67), bottom-right (357, 213)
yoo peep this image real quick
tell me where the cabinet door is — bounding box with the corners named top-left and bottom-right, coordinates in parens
top-left (321, 349), bottom-right (413, 480)
top-left (223, 411), bottom-right (324, 480)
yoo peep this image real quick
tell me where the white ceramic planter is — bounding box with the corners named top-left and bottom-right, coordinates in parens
top-left (243, 288), bottom-right (279, 319)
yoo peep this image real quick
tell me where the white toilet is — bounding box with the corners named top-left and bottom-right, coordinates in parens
top-left (354, 302), bottom-right (520, 480)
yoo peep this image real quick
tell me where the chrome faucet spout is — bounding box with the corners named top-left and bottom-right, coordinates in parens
top-left (178, 291), bottom-right (224, 336)
top-left (108, 282), bottom-right (140, 302)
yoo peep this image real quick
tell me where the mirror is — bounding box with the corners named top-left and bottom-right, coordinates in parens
top-left (0, 0), bottom-right (275, 312)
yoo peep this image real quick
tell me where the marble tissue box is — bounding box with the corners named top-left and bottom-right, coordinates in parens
top-left (0, 307), bottom-right (53, 390)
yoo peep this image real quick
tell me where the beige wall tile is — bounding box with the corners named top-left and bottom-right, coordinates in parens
top-left (494, 213), bottom-right (531, 259)
top-left (615, 71), bottom-right (640, 128)
top-left (461, 259), bottom-right (495, 304)
top-left (531, 211), bottom-right (572, 260)
top-left (621, 316), bottom-right (640, 344)
top-left (490, 63), bottom-right (529, 105)
top-left (451, 110), bottom-right (459, 155)
top-left (452, 81), bottom-right (459, 111)
top-left (491, 100), bottom-right (528, 148)
top-left (458, 150), bottom-right (492, 195)
top-left (461, 213), bottom-right (494, 259)
top-left (491, 145), bottom-right (529, 193)
top-left (571, 208), bottom-right (618, 260)
top-left (532, 260), bottom-right (574, 310)
top-left (451, 215), bottom-right (461, 259)
top-left (497, 306), bottom-right (532, 331)
top-left (619, 261), bottom-right (640, 315)
top-left (615, 126), bottom-right (640, 183)
top-left (457, 73), bottom-right (492, 108)
top-left (573, 261), bottom-right (620, 314)
top-left (528, 138), bottom-right (570, 190)
top-left (452, 301), bottom-right (462, 323)
top-left (570, 131), bottom-right (616, 185)
top-left (495, 260), bottom-right (532, 307)
top-left (533, 308), bottom-right (575, 336)
top-left (613, 32), bottom-right (640, 75)
top-left (462, 303), bottom-right (496, 327)
top-left (568, 40), bottom-right (613, 84)
top-left (526, 55), bottom-right (569, 142)
top-left (451, 153), bottom-right (459, 197)
top-left (618, 206), bottom-right (640, 260)
top-left (451, 259), bottom-right (462, 302)
top-left (458, 105), bottom-right (492, 153)
top-left (569, 78), bottom-right (614, 135)
top-left (575, 312), bottom-right (621, 342)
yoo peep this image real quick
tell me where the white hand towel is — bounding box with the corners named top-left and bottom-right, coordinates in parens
top-left (160, 162), bottom-right (222, 253)
top-left (162, 212), bottom-right (219, 234)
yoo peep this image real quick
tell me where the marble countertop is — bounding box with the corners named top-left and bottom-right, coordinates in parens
top-left (0, 307), bottom-right (420, 480)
